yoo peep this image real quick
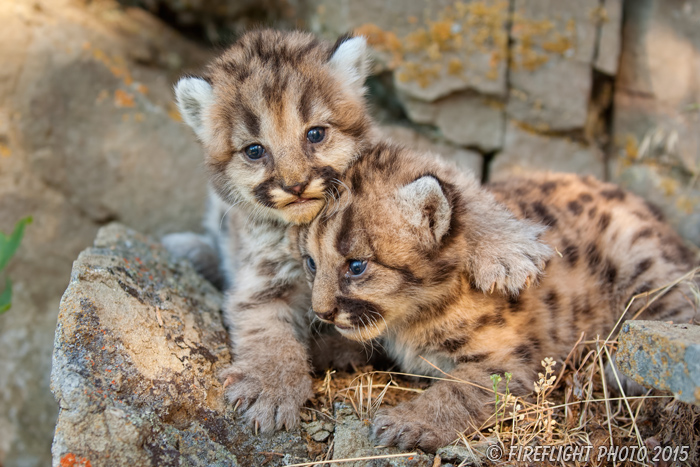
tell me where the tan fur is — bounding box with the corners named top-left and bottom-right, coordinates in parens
top-left (296, 142), bottom-right (699, 451)
top-left (166, 30), bottom-right (379, 433)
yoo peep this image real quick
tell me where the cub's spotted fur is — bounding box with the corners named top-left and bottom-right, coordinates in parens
top-left (296, 143), bottom-right (698, 451)
top-left (166, 29), bottom-right (377, 432)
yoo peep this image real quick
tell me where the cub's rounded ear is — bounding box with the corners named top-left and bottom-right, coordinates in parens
top-left (328, 35), bottom-right (370, 93)
top-left (397, 175), bottom-right (452, 244)
top-left (174, 76), bottom-right (213, 141)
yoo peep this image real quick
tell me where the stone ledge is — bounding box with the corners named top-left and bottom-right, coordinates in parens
top-left (616, 320), bottom-right (700, 405)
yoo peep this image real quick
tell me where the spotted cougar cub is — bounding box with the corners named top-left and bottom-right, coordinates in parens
top-left (295, 142), bottom-right (698, 451)
top-left (167, 29), bottom-right (376, 432)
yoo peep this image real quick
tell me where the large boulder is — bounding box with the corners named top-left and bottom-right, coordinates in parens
top-left (0, 1), bottom-right (209, 464)
top-left (51, 224), bottom-right (311, 466)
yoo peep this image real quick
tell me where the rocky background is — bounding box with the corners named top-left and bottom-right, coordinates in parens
top-left (0, 0), bottom-right (699, 465)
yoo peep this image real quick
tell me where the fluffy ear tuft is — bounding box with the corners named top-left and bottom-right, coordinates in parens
top-left (174, 76), bottom-right (213, 140)
top-left (328, 35), bottom-right (370, 93)
top-left (397, 175), bottom-right (452, 244)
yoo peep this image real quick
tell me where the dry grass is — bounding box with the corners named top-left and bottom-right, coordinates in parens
top-left (306, 269), bottom-right (700, 466)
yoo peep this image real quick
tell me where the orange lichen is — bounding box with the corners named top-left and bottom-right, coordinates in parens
top-left (659, 177), bottom-right (679, 196)
top-left (60, 453), bottom-right (92, 467)
top-left (353, 23), bottom-right (403, 67)
top-left (114, 89), bottom-right (135, 108)
top-left (84, 42), bottom-right (135, 88)
top-left (542, 33), bottom-right (573, 54)
top-left (0, 144), bottom-right (11, 158)
top-left (396, 62), bottom-right (441, 88)
top-left (448, 57), bottom-right (464, 75)
top-left (404, 28), bottom-right (431, 53)
top-left (677, 196), bottom-right (696, 214)
top-left (625, 134), bottom-right (639, 159)
top-left (428, 20), bottom-right (454, 50)
top-left (590, 6), bottom-right (609, 24)
top-left (510, 12), bottom-right (578, 70)
top-left (168, 106), bottom-right (182, 122)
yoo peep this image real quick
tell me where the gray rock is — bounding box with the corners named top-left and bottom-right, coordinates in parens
top-left (381, 125), bottom-right (483, 179)
top-left (616, 321), bottom-right (700, 405)
top-left (594, 0), bottom-right (623, 75)
top-left (302, 420), bottom-right (334, 442)
top-left (507, 0), bottom-right (598, 131)
top-left (490, 120), bottom-right (605, 179)
top-left (507, 59), bottom-right (592, 132)
top-left (401, 92), bottom-right (504, 153)
top-left (433, 93), bottom-right (504, 152)
top-left (51, 224), bottom-right (311, 466)
top-left (0, 1), bottom-right (211, 464)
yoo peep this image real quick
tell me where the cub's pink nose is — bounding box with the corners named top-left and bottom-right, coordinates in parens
top-left (283, 181), bottom-right (308, 195)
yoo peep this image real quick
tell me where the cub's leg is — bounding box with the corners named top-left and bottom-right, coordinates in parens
top-left (372, 355), bottom-right (533, 451)
top-left (220, 224), bottom-right (313, 432)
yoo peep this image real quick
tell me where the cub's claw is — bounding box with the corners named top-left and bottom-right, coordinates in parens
top-left (223, 375), bottom-right (236, 388)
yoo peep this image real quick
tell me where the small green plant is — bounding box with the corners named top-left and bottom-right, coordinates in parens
top-left (0, 216), bottom-right (32, 314)
top-left (490, 371), bottom-right (513, 431)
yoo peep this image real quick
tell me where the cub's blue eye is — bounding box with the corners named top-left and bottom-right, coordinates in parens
top-left (307, 127), bottom-right (325, 144)
top-left (244, 144), bottom-right (265, 160)
top-left (306, 256), bottom-right (316, 273)
top-left (348, 260), bottom-right (367, 276)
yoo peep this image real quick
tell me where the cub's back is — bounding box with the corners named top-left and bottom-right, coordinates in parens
top-left (488, 173), bottom-right (698, 341)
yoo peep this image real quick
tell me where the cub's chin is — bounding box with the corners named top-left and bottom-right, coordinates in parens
top-left (279, 198), bottom-right (325, 224)
top-left (335, 320), bottom-right (387, 342)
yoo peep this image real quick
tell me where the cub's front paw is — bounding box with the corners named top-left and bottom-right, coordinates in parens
top-left (372, 403), bottom-right (457, 452)
top-left (220, 361), bottom-right (313, 433)
top-left (471, 223), bottom-right (552, 296)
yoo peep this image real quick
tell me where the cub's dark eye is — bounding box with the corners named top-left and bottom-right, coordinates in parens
top-left (306, 127), bottom-right (325, 144)
top-left (306, 256), bottom-right (316, 273)
top-left (348, 260), bottom-right (368, 277)
top-left (244, 144), bottom-right (265, 160)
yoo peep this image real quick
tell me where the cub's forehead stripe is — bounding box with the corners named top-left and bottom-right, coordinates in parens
top-left (240, 104), bottom-right (260, 139)
top-left (335, 206), bottom-right (356, 257)
top-left (298, 81), bottom-right (313, 123)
